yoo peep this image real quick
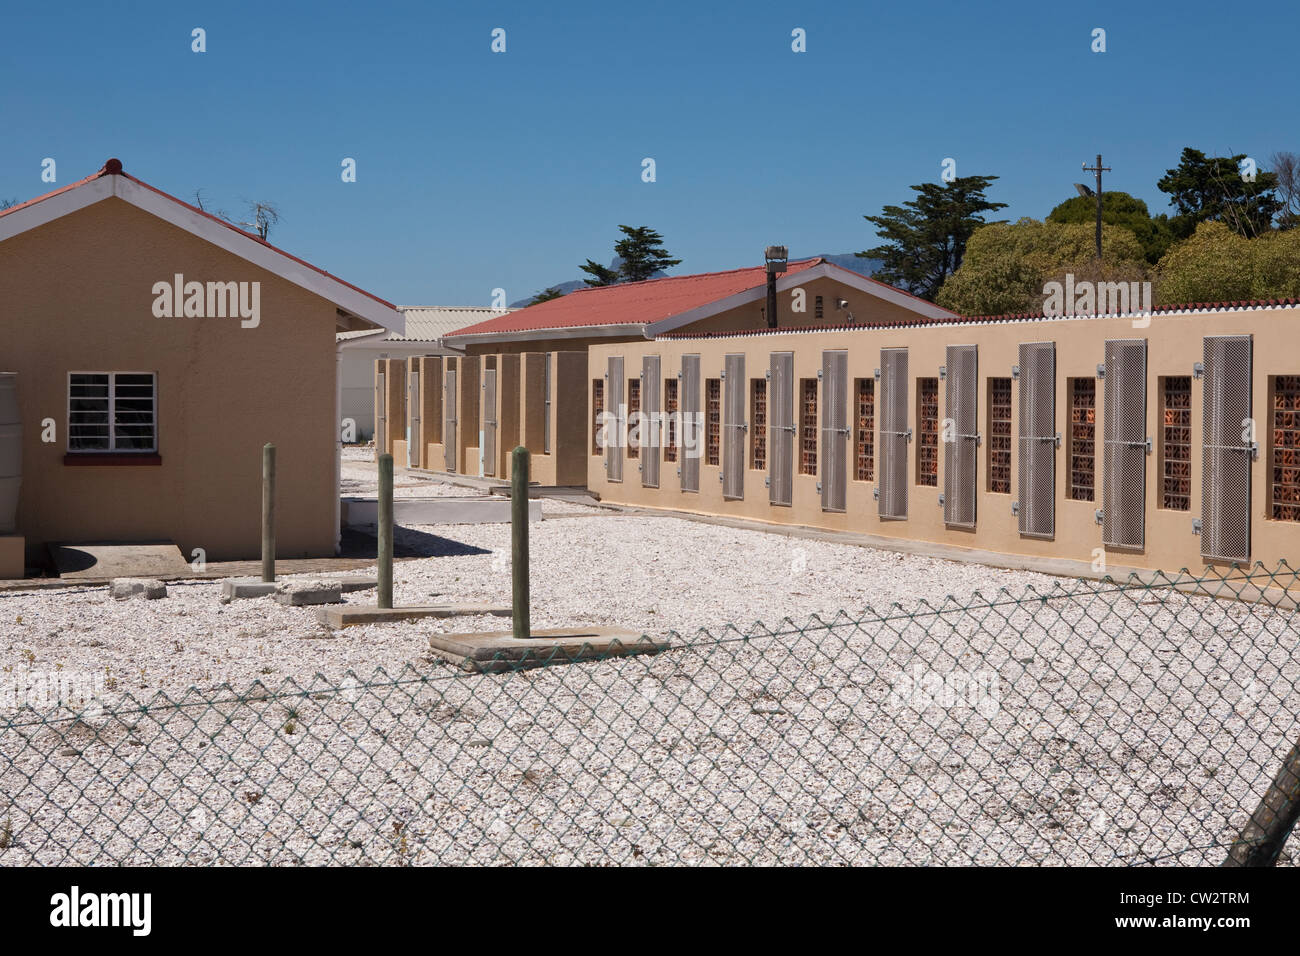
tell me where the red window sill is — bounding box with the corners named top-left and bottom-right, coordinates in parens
top-left (64, 454), bottom-right (162, 466)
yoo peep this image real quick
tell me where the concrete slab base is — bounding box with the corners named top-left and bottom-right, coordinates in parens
top-left (315, 603), bottom-right (512, 628)
top-left (220, 578), bottom-right (279, 600)
top-left (51, 541), bottom-right (191, 580)
top-left (110, 577), bottom-right (167, 600)
top-left (427, 626), bottom-right (664, 673)
top-left (330, 575), bottom-right (378, 593)
top-left (274, 582), bottom-right (344, 606)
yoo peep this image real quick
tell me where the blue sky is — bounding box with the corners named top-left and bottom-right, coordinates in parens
top-left (2, 0), bottom-right (1294, 306)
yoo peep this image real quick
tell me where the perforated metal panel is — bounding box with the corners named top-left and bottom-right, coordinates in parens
top-left (680, 355), bottom-right (700, 492)
top-left (482, 368), bottom-right (498, 477)
top-left (1018, 342), bottom-right (1056, 538)
top-left (606, 356), bottom-right (624, 483)
top-left (821, 351), bottom-right (848, 513)
top-left (722, 355), bottom-right (746, 500)
top-left (944, 345), bottom-right (978, 529)
top-left (444, 365), bottom-right (457, 472)
top-left (642, 355), bottom-right (661, 489)
top-left (1201, 335), bottom-right (1253, 563)
top-left (407, 369), bottom-right (421, 468)
top-left (543, 353), bottom-right (552, 455)
top-left (879, 348), bottom-right (909, 520)
top-left (769, 352), bottom-right (794, 506)
top-left (1102, 339), bottom-right (1147, 550)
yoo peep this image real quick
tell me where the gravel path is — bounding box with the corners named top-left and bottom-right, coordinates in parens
top-left (1, 503), bottom-right (1297, 866)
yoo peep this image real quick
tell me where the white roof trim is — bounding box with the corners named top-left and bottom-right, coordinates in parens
top-left (644, 262), bottom-right (955, 336)
top-left (443, 322), bottom-right (646, 347)
top-left (0, 173), bottom-right (403, 335)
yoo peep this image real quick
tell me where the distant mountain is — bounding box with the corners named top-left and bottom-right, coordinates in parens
top-left (510, 253), bottom-right (881, 308)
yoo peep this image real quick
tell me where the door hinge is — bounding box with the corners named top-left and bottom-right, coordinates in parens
top-left (1192, 518), bottom-right (1203, 535)
top-left (1011, 365), bottom-right (1020, 379)
top-left (1011, 500), bottom-right (1020, 515)
top-left (939, 366), bottom-right (946, 380)
top-left (1095, 509), bottom-right (1104, 525)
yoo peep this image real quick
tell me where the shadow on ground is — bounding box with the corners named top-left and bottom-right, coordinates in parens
top-left (340, 526), bottom-right (492, 559)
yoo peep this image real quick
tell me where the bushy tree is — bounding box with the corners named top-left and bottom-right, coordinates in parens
top-left (1047, 191), bottom-right (1174, 264)
top-left (1155, 220), bottom-right (1300, 304)
top-left (935, 218), bottom-right (1147, 316)
top-left (580, 225), bottom-right (681, 286)
top-left (529, 287), bottom-right (565, 304)
top-left (858, 175), bottom-right (1007, 301)
top-left (1157, 147), bottom-right (1282, 239)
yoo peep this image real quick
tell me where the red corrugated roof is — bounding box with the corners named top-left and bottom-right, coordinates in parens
top-left (447, 258), bottom-right (829, 337)
top-left (0, 158), bottom-right (396, 310)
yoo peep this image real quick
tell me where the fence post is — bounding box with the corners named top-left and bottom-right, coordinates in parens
top-left (378, 453), bottom-right (393, 609)
top-left (511, 446), bottom-right (529, 640)
top-left (1223, 736), bottom-right (1300, 866)
top-left (261, 443), bottom-right (275, 583)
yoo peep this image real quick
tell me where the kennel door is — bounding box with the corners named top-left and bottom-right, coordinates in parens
top-left (1102, 339), bottom-right (1148, 550)
top-left (944, 344), bottom-right (979, 529)
top-left (879, 348), bottom-right (909, 520)
top-left (1201, 335), bottom-right (1253, 563)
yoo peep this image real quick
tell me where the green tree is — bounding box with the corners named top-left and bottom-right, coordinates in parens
top-left (1155, 220), bottom-right (1300, 304)
top-left (1047, 191), bottom-right (1174, 264)
top-left (529, 287), bottom-right (565, 304)
top-left (935, 218), bottom-right (1148, 316)
top-left (581, 225), bottom-right (682, 286)
top-left (858, 175), bottom-right (1007, 301)
top-left (1157, 147), bottom-right (1282, 239)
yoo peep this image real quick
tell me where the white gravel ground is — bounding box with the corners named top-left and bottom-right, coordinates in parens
top-left (1, 505), bottom-right (1297, 866)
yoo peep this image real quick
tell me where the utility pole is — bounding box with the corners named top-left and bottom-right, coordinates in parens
top-left (1081, 154), bottom-right (1111, 259)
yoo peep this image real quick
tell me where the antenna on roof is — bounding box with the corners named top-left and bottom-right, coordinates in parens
top-left (764, 246), bottom-right (788, 328)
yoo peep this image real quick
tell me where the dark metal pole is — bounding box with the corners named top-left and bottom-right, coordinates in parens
top-left (511, 446), bottom-right (529, 640)
top-left (1095, 154), bottom-right (1104, 260)
top-left (377, 453), bottom-right (393, 609)
top-left (766, 272), bottom-right (778, 328)
top-left (261, 443), bottom-right (275, 583)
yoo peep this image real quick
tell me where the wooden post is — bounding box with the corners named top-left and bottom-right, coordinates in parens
top-left (1223, 735), bottom-right (1300, 866)
top-left (511, 446), bottom-right (529, 640)
top-left (378, 453), bottom-right (393, 609)
top-left (261, 443), bottom-right (275, 583)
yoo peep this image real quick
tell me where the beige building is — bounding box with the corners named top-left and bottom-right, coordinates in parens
top-left (588, 304), bottom-right (1300, 574)
top-left (427, 257), bottom-right (951, 486)
top-left (0, 159), bottom-right (402, 576)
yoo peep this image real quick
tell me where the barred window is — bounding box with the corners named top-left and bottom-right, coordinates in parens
top-left (988, 377), bottom-right (1012, 494)
top-left (664, 378), bottom-right (678, 463)
top-left (68, 372), bottom-right (157, 452)
top-left (917, 377), bottom-right (938, 487)
top-left (800, 378), bottom-right (817, 475)
top-left (1069, 378), bottom-right (1096, 501)
top-left (814, 295), bottom-right (824, 319)
top-left (750, 379), bottom-right (767, 470)
top-left (591, 379), bottom-right (603, 455)
top-left (1161, 376), bottom-right (1191, 511)
top-left (627, 379), bottom-right (641, 459)
top-left (1271, 375), bottom-right (1300, 522)
top-left (855, 378), bottom-right (874, 481)
top-left (706, 378), bottom-right (721, 466)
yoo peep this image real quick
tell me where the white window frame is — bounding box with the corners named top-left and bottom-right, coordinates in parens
top-left (66, 371), bottom-right (158, 453)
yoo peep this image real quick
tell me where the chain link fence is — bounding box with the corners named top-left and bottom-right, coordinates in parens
top-left (2, 564), bottom-right (1299, 865)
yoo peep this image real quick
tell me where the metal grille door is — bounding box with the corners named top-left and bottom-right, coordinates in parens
top-left (1102, 339), bottom-right (1148, 550)
top-left (944, 345), bottom-right (978, 529)
top-left (407, 370), bottom-right (420, 468)
top-left (482, 369), bottom-right (498, 477)
top-left (606, 356), bottom-right (624, 483)
top-left (821, 351), bottom-right (848, 513)
top-left (1018, 342), bottom-right (1056, 538)
top-left (723, 354), bottom-right (746, 500)
top-left (642, 355), bottom-right (661, 489)
top-left (879, 348), bottom-right (909, 520)
top-left (444, 367), bottom-right (457, 472)
top-left (681, 356), bottom-right (700, 492)
top-left (769, 352), bottom-right (794, 506)
top-left (1201, 335), bottom-right (1253, 563)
